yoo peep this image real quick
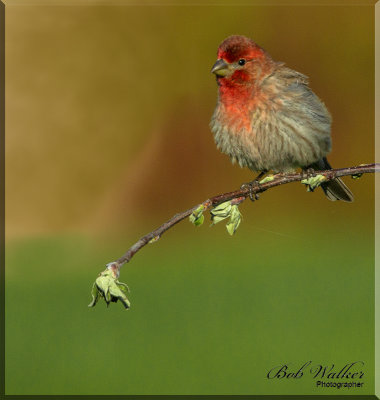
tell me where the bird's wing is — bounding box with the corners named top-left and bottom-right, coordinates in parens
top-left (264, 63), bottom-right (309, 87)
top-left (266, 65), bottom-right (331, 126)
top-left (278, 65), bottom-right (309, 85)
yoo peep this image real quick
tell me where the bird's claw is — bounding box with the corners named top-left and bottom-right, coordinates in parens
top-left (301, 168), bottom-right (316, 180)
top-left (241, 181), bottom-right (260, 202)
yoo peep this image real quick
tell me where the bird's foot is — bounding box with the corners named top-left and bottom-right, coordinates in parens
top-left (240, 180), bottom-right (261, 202)
top-left (301, 168), bottom-right (316, 180)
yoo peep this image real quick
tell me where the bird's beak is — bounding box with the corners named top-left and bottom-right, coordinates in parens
top-left (211, 59), bottom-right (230, 77)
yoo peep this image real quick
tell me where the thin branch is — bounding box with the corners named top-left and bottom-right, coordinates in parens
top-left (110, 163), bottom-right (379, 269)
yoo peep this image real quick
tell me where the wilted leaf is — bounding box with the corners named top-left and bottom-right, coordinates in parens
top-left (89, 266), bottom-right (130, 310)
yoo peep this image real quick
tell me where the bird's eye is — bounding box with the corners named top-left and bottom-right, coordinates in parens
top-left (238, 59), bottom-right (246, 66)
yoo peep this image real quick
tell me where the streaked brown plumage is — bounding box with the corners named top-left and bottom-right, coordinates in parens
top-left (210, 35), bottom-right (353, 202)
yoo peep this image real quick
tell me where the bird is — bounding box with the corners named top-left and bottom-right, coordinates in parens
top-left (209, 35), bottom-right (353, 202)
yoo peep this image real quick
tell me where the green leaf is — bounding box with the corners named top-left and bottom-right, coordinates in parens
top-left (95, 273), bottom-right (112, 296)
top-left (104, 288), bottom-right (112, 304)
top-left (117, 281), bottom-right (130, 294)
top-left (116, 281), bottom-right (131, 304)
top-left (226, 205), bottom-right (242, 235)
top-left (210, 201), bottom-right (232, 225)
top-left (211, 215), bottom-right (228, 225)
top-left (211, 201), bottom-right (232, 215)
top-left (210, 201), bottom-right (243, 234)
top-left (88, 282), bottom-right (100, 308)
top-left (109, 281), bottom-right (130, 309)
top-left (194, 214), bottom-right (205, 226)
top-left (117, 294), bottom-right (131, 309)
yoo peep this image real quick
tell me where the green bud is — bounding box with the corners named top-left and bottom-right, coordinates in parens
top-left (189, 204), bottom-right (205, 226)
top-left (351, 165), bottom-right (366, 179)
top-left (149, 235), bottom-right (160, 243)
top-left (259, 174), bottom-right (275, 184)
top-left (301, 174), bottom-right (327, 192)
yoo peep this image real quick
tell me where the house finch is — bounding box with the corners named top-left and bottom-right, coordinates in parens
top-left (210, 35), bottom-right (353, 202)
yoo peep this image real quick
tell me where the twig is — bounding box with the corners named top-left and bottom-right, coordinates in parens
top-left (111, 163), bottom-right (379, 269)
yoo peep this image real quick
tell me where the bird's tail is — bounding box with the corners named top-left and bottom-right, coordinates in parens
top-left (309, 158), bottom-right (354, 203)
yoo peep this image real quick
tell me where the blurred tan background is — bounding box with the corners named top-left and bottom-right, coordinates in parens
top-left (6, 1), bottom-right (374, 238)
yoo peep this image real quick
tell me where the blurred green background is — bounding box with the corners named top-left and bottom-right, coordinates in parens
top-left (5, 1), bottom-right (375, 395)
